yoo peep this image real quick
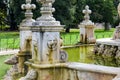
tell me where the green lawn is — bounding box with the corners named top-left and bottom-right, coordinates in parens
top-left (0, 32), bottom-right (20, 50)
top-left (61, 28), bottom-right (114, 45)
top-left (0, 55), bottom-right (12, 80)
top-left (0, 32), bottom-right (19, 38)
top-left (0, 28), bottom-right (115, 49)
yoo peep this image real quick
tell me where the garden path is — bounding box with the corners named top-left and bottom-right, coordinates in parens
top-left (0, 49), bottom-right (18, 55)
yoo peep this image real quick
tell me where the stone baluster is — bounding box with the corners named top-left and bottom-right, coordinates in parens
top-left (18, 0), bottom-right (36, 74)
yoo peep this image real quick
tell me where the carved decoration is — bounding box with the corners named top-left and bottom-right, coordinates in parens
top-left (97, 44), bottom-right (104, 55)
top-left (4, 55), bottom-right (18, 65)
top-left (93, 43), bottom-right (100, 54)
top-left (59, 50), bottom-right (68, 62)
top-left (19, 69), bottom-right (37, 80)
top-left (36, 0), bottom-right (55, 21)
top-left (82, 5), bottom-right (91, 22)
top-left (47, 36), bottom-right (57, 50)
top-left (21, 0), bottom-right (36, 23)
top-left (32, 39), bottom-right (38, 62)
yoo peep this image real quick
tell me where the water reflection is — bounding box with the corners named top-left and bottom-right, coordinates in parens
top-left (62, 45), bottom-right (94, 64)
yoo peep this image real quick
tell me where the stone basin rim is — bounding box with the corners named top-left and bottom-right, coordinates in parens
top-left (96, 38), bottom-right (120, 46)
top-left (25, 61), bottom-right (120, 75)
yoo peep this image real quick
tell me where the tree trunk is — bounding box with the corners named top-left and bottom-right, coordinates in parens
top-left (65, 27), bottom-right (70, 33)
top-left (104, 23), bottom-right (110, 31)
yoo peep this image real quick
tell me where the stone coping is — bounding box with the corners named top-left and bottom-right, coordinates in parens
top-left (25, 61), bottom-right (120, 75)
top-left (96, 38), bottom-right (120, 46)
top-left (61, 44), bottom-right (94, 49)
top-left (67, 62), bottom-right (120, 75)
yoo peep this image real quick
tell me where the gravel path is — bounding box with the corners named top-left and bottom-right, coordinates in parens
top-left (0, 49), bottom-right (19, 55)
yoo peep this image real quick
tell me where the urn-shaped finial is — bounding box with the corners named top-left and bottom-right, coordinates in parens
top-left (82, 5), bottom-right (91, 21)
top-left (36, 0), bottom-right (56, 21)
top-left (21, 0), bottom-right (36, 20)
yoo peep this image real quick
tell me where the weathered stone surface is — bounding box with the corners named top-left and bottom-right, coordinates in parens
top-left (4, 64), bottom-right (18, 80)
top-left (4, 55), bottom-right (18, 65)
top-left (93, 42), bottom-right (117, 66)
top-left (78, 5), bottom-right (96, 44)
top-left (6, 0), bottom-right (120, 80)
top-left (93, 3), bottom-right (120, 67)
top-left (22, 62), bottom-right (120, 80)
top-left (19, 69), bottom-right (37, 80)
top-left (17, 0), bottom-right (36, 74)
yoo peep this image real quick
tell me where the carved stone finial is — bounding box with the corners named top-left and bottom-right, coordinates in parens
top-left (82, 5), bottom-right (91, 21)
top-left (21, 0), bottom-right (36, 22)
top-left (36, 0), bottom-right (56, 21)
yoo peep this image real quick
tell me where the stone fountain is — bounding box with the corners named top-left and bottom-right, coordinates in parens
top-left (19, 0), bottom-right (67, 80)
top-left (4, 1), bottom-right (120, 80)
top-left (4, 0), bottom-right (36, 79)
top-left (78, 5), bottom-right (96, 44)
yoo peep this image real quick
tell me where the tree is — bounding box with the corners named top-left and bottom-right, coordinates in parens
top-left (6, 0), bottom-right (119, 31)
top-left (85, 0), bottom-right (116, 30)
top-left (101, 0), bottom-right (116, 30)
top-left (74, 0), bottom-right (86, 26)
top-left (113, 0), bottom-right (120, 27)
top-left (53, 0), bottom-right (73, 32)
top-left (0, 0), bottom-right (7, 28)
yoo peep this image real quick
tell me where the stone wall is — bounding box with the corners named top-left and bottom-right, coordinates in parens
top-left (22, 62), bottom-right (120, 80)
top-left (67, 62), bottom-right (118, 80)
top-left (93, 38), bottom-right (120, 67)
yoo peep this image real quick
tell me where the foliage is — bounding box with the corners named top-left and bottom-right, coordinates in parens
top-left (0, 0), bottom-right (119, 31)
top-left (53, 0), bottom-right (73, 28)
top-left (0, 0), bottom-right (7, 27)
top-left (73, 0), bottom-right (86, 26)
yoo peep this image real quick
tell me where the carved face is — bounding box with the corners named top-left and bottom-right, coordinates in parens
top-left (47, 36), bottom-right (57, 50)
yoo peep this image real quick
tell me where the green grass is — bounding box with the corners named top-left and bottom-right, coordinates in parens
top-left (0, 32), bottom-right (19, 38)
top-left (0, 32), bottom-right (20, 49)
top-left (0, 28), bottom-right (115, 49)
top-left (0, 55), bottom-right (12, 80)
top-left (61, 28), bottom-right (115, 45)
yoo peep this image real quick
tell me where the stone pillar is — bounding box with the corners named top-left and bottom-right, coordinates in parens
top-left (78, 5), bottom-right (96, 44)
top-left (31, 0), bottom-right (63, 64)
top-left (20, 0), bottom-right (66, 80)
top-left (18, 0), bottom-right (36, 74)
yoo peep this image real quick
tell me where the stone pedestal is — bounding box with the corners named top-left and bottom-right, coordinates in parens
top-left (19, 0), bottom-right (66, 80)
top-left (78, 5), bottom-right (96, 44)
top-left (17, 0), bottom-right (36, 74)
top-left (31, 26), bottom-right (63, 64)
top-left (79, 23), bottom-right (95, 44)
